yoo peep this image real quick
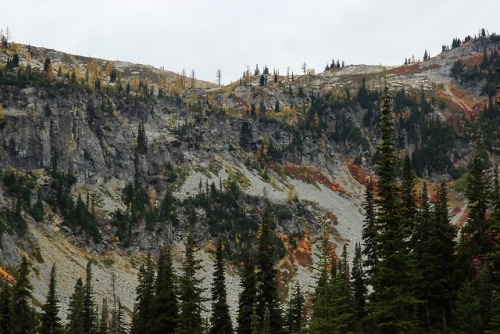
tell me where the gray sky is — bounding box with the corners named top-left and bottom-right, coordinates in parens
top-left (1, 0), bottom-right (498, 83)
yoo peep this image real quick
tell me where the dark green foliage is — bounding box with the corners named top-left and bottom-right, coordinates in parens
top-left (66, 194), bottom-right (101, 242)
top-left (237, 252), bottom-right (256, 334)
top-left (67, 278), bottom-right (85, 334)
top-left (131, 254), bottom-right (155, 334)
top-left (362, 178), bottom-right (377, 277)
top-left (148, 247), bottom-right (178, 334)
top-left (181, 181), bottom-right (286, 264)
top-left (366, 87), bottom-right (418, 333)
top-left (0, 285), bottom-right (12, 334)
top-left (286, 283), bottom-right (305, 334)
top-left (136, 123), bottom-right (148, 154)
top-left (459, 141), bottom-right (495, 277)
top-left (176, 230), bottom-right (205, 334)
top-left (40, 264), bottom-right (63, 334)
top-left (209, 238), bottom-right (233, 334)
top-left (453, 280), bottom-right (482, 334)
top-left (98, 299), bottom-right (109, 334)
top-left (255, 209), bottom-right (283, 333)
top-left (11, 256), bottom-right (37, 334)
top-left (351, 243), bottom-right (367, 329)
top-left (413, 182), bottom-right (456, 332)
top-left (83, 261), bottom-right (97, 334)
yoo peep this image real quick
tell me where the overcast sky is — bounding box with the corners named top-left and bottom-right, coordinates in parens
top-left (1, 0), bottom-right (498, 83)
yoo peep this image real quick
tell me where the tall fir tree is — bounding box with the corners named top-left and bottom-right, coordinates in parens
top-left (83, 261), bottom-right (97, 334)
top-left (255, 208), bottom-right (283, 334)
top-left (40, 264), bottom-right (63, 334)
top-left (0, 285), bottom-right (12, 334)
top-left (149, 246), bottom-right (178, 334)
top-left (98, 299), bottom-right (109, 334)
top-left (309, 227), bottom-right (335, 334)
top-left (12, 256), bottom-right (37, 334)
top-left (460, 140), bottom-right (493, 276)
top-left (361, 178), bottom-right (377, 278)
top-left (131, 253), bottom-right (155, 334)
top-left (452, 280), bottom-right (482, 334)
top-left (236, 251), bottom-right (256, 334)
top-left (67, 278), bottom-right (85, 334)
top-left (330, 246), bottom-right (357, 333)
top-left (286, 282), bottom-right (305, 334)
top-left (400, 153), bottom-right (417, 240)
top-left (351, 242), bottom-right (367, 331)
top-left (366, 87), bottom-right (418, 333)
top-left (176, 230), bottom-right (205, 334)
top-left (209, 238), bottom-right (233, 334)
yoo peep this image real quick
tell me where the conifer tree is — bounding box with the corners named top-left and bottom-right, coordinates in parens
top-left (330, 246), bottom-right (356, 333)
top-left (0, 285), bottom-right (12, 334)
top-left (453, 280), bottom-right (482, 334)
top-left (237, 251), bottom-right (256, 334)
top-left (176, 230), bottom-right (205, 334)
top-left (361, 178), bottom-right (377, 278)
top-left (366, 87), bottom-right (418, 333)
top-left (309, 228), bottom-right (334, 333)
top-left (401, 153), bottom-right (417, 239)
top-left (131, 253), bottom-right (154, 334)
top-left (459, 141), bottom-right (494, 278)
top-left (149, 247), bottom-right (178, 334)
top-left (98, 299), bottom-right (109, 334)
top-left (12, 256), bottom-right (36, 334)
top-left (83, 261), bottom-right (97, 334)
top-left (255, 208), bottom-right (283, 333)
top-left (287, 282), bottom-right (305, 334)
top-left (209, 238), bottom-right (233, 334)
top-left (67, 278), bottom-right (85, 334)
top-left (40, 264), bottom-right (63, 334)
top-left (351, 242), bottom-right (367, 330)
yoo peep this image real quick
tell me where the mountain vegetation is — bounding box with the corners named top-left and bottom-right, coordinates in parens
top-left (0, 27), bottom-right (498, 333)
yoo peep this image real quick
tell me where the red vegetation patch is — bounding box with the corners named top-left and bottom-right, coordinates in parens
top-left (462, 54), bottom-right (484, 66)
top-left (279, 229), bottom-right (313, 267)
top-left (326, 211), bottom-right (338, 225)
top-left (423, 64), bottom-right (442, 70)
top-left (387, 63), bottom-right (421, 75)
top-left (348, 163), bottom-right (369, 185)
top-left (456, 208), bottom-right (469, 228)
top-left (284, 164), bottom-right (346, 193)
top-left (0, 267), bottom-right (15, 284)
top-left (451, 207), bottom-right (462, 217)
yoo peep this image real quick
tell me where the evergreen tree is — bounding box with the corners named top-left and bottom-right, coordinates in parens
top-left (309, 228), bottom-right (335, 333)
top-left (83, 261), bottom-right (97, 334)
top-left (0, 285), bottom-right (12, 334)
top-left (67, 278), bottom-right (85, 334)
top-left (400, 153), bottom-right (417, 239)
top-left (149, 246), bottom-right (178, 334)
top-left (287, 282), bottom-right (305, 334)
top-left (236, 252), bottom-right (256, 334)
top-left (209, 238), bottom-right (233, 334)
top-left (351, 242), bottom-right (367, 330)
top-left (136, 123), bottom-right (148, 154)
top-left (330, 246), bottom-right (357, 333)
top-left (176, 230), bottom-right (205, 334)
top-left (40, 264), bottom-right (63, 334)
top-left (12, 256), bottom-right (36, 334)
top-left (452, 280), bottom-right (482, 334)
top-left (361, 178), bottom-right (377, 278)
top-left (98, 299), bottom-right (109, 334)
top-left (131, 253), bottom-right (154, 334)
top-left (255, 209), bottom-right (283, 333)
top-left (367, 87), bottom-right (418, 333)
top-left (459, 141), bottom-right (494, 278)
